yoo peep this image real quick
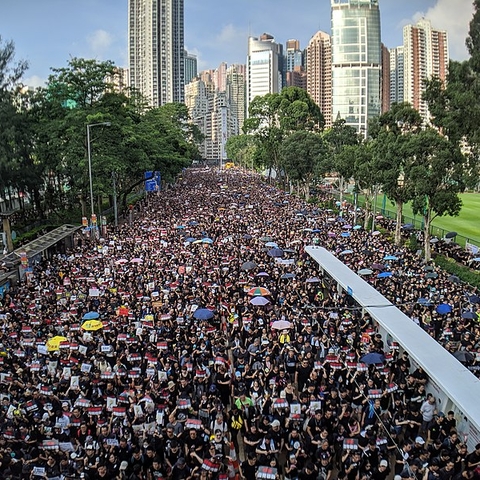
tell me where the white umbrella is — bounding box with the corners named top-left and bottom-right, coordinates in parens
top-left (271, 320), bottom-right (292, 330)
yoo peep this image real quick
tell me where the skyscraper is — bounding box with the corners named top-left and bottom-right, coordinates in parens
top-left (305, 31), bottom-right (332, 127)
top-left (389, 46), bottom-right (404, 105)
top-left (331, 0), bottom-right (382, 134)
top-left (184, 50), bottom-right (198, 85)
top-left (226, 64), bottom-right (246, 134)
top-left (285, 39), bottom-right (306, 89)
top-left (128, 0), bottom-right (185, 107)
top-left (285, 39), bottom-right (303, 72)
top-left (246, 34), bottom-right (283, 114)
top-left (381, 44), bottom-right (391, 113)
top-left (403, 19), bottom-right (448, 122)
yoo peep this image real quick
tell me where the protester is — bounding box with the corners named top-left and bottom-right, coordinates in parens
top-left (0, 167), bottom-right (479, 480)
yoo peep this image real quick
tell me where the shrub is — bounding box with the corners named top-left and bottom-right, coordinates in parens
top-left (434, 255), bottom-right (480, 290)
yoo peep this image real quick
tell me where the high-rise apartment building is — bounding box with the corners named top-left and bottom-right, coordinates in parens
top-left (286, 67), bottom-right (307, 90)
top-left (331, 0), bottom-right (382, 134)
top-left (381, 44), bottom-right (391, 113)
top-left (403, 19), bottom-right (448, 122)
top-left (184, 50), bottom-right (198, 85)
top-left (285, 39), bottom-right (306, 90)
top-left (246, 34), bottom-right (283, 114)
top-left (128, 0), bottom-right (185, 107)
top-left (185, 64), bottom-right (246, 160)
top-left (389, 46), bottom-right (404, 106)
top-left (214, 62), bottom-right (228, 93)
top-left (305, 31), bottom-right (332, 128)
top-left (285, 39), bottom-right (303, 72)
top-left (226, 64), bottom-right (246, 134)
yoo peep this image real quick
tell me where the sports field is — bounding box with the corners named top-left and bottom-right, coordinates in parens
top-left (345, 192), bottom-right (480, 246)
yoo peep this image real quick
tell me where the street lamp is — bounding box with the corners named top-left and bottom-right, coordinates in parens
top-left (86, 122), bottom-right (111, 221)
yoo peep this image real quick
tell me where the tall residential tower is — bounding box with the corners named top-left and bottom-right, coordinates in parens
top-left (331, 0), bottom-right (382, 134)
top-left (305, 31), bottom-right (332, 128)
top-left (403, 19), bottom-right (449, 122)
top-left (128, 0), bottom-right (185, 107)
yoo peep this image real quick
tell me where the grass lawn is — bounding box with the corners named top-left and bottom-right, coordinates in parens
top-left (343, 192), bottom-right (480, 246)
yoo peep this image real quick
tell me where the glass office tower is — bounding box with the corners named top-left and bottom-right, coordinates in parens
top-left (331, 0), bottom-right (381, 135)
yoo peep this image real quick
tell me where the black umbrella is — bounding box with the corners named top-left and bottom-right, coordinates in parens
top-left (241, 261), bottom-right (257, 271)
top-left (445, 231), bottom-right (458, 239)
top-left (448, 275), bottom-right (460, 284)
top-left (453, 350), bottom-right (474, 363)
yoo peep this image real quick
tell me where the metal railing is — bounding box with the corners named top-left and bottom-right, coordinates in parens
top-left (329, 190), bottom-right (480, 249)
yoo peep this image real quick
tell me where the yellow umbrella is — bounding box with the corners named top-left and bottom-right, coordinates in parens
top-left (46, 336), bottom-right (68, 352)
top-left (81, 320), bottom-right (104, 331)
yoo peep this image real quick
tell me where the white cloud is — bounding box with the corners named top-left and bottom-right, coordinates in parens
top-left (87, 29), bottom-right (114, 58)
top-left (410, 0), bottom-right (474, 60)
top-left (188, 24), bottom-right (248, 70)
top-left (22, 75), bottom-right (46, 88)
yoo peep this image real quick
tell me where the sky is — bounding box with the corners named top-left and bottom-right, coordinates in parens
top-left (0, 0), bottom-right (475, 88)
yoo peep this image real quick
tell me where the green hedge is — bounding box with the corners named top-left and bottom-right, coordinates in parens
top-left (434, 254), bottom-right (480, 290)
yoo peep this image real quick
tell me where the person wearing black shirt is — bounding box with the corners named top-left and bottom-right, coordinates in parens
top-left (240, 453), bottom-right (258, 479)
top-left (466, 443), bottom-right (480, 470)
top-left (371, 459), bottom-right (391, 480)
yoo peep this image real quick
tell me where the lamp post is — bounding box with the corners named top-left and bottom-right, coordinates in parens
top-left (86, 122), bottom-right (111, 225)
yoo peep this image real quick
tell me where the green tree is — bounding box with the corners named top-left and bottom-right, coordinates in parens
top-left (279, 130), bottom-right (327, 199)
top-left (30, 58), bottom-right (201, 217)
top-left (405, 128), bottom-right (467, 261)
top-left (0, 37), bottom-right (38, 216)
top-left (225, 134), bottom-right (256, 169)
top-left (350, 142), bottom-right (377, 229)
top-left (323, 119), bottom-right (359, 202)
top-left (370, 103), bottom-right (423, 245)
top-left (423, 4), bottom-right (480, 187)
top-left (243, 87), bottom-right (323, 179)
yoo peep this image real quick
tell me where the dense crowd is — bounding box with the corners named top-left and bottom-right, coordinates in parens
top-left (0, 168), bottom-right (479, 480)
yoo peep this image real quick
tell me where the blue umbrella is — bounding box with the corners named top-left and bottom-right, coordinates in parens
top-left (243, 234), bottom-right (252, 240)
top-left (312, 229), bottom-right (321, 233)
top-left (265, 242), bottom-right (278, 248)
top-left (202, 238), bottom-right (214, 244)
top-left (418, 298), bottom-right (433, 306)
top-left (436, 303), bottom-right (452, 315)
top-left (267, 248), bottom-right (284, 258)
top-left (462, 311), bottom-right (477, 320)
top-left (360, 352), bottom-right (385, 365)
top-left (188, 220), bottom-right (198, 226)
top-left (185, 237), bottom-right (196, 243)
top-left (353, 225), bottom-right (362, 230)
top-left (193, 308), bottom-right (214, 320)
top-left (341, 232), bottom-right (350, 238)
top-left (377, 272), bottom-right (392, 278)
top-left (469, 295), bottom-right (480, 304)
top-left (83, 311), bottom-right (100, 320)
top-left (402, 223), bottom-right (414, 230)
top-left (340, 249), bottom-right (353, 255)
top-left (384, 255), bottom-right (398, 261)
top-left (281, 273), bottom-right (296, 279)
